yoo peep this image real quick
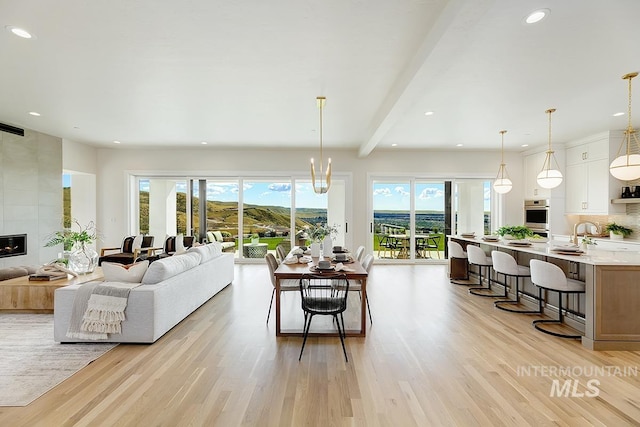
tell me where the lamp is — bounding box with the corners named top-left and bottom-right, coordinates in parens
top-left (493, 130), bottom-right (512, 194)
top-left (537, 108), bottom-right (563, 189)
top-left (609, 72), bottom-right (640, 181)
top-left (311, 96), bottom-right (331, 194)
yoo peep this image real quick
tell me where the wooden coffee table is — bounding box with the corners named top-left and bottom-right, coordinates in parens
top-left (0, 268), bottom-right (103, 313)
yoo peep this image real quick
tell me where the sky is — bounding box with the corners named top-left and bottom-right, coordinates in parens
top-left (373, 182), bottom-right (491, 211)
top-left (138, 179), bottom-right (328, 209)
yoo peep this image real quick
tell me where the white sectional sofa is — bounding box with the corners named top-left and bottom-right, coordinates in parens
top-left (54, 244), bottom-right (234, 343)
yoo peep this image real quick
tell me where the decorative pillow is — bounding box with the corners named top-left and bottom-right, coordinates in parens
top-left (175, 234), bottom-right (187, 255)
top-left (102, 260), bottom-right (149, 283)
top-left (212, 231), bottom-right (224, 243)
top-left (141, 252), bottom-right (201, 284)
top-left (132, 234), bottom-right (144, 252)
top-left (188, 242), bottom-right (222, 263)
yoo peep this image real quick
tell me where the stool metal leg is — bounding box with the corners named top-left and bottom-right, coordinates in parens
top-left (533, 290), bottom-right (582, 339)
top-left (469, 265), bottom-right (501, 297)
top-left (494, 275), bottom-right (542, 314)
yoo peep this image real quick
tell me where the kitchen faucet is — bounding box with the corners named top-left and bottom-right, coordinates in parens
top-left (572, 221), bottom-right (601, 245)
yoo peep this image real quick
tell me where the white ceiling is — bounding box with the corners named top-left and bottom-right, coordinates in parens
top-left (1, 0), bottom-right (639, 156)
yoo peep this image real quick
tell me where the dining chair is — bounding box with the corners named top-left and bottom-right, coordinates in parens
top-left (349, 253), bottom-right (374, 324)
top-left (298, 272), bottom-right (350, 362)
top-left (275, 244), bottom-right (288, 263)
top-left (354, 245), bottom-right (365, 263)
top-left (265, 253), bottom-right (298, 323)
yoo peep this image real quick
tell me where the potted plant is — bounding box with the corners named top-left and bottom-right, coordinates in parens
top-left (250, 232), bottom-right (260, 245)
top-left (605, 223), bottom-right (632, 240)
top-left (496, 225), bottom-right (534, 240)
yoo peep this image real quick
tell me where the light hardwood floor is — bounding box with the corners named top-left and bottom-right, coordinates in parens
top-left (2, 264), bottom-right (640, 426)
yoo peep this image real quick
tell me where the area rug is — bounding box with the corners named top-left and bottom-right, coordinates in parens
top-left (0, 313), bottom-right (117, 406)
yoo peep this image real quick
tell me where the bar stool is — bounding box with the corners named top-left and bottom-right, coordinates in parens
top-left (492, 250), bottom-right (541, 314)
top-left (467, 245), bottom-right (499, 297)
top-left (530, 259), bottom-right (586, 339)
top-left (448, 241), bottom-right (469, 285)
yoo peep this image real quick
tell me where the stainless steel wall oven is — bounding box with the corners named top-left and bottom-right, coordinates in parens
top-left (524, 199), bottom-right (549, 236)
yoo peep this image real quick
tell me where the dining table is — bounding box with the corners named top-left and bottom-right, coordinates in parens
top-left (274, 253), bottom-right (369, 337)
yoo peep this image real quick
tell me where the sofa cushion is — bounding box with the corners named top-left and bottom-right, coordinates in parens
top-left (212, 231), bottom-right (224, 243)
top-left (0, 266), bottom-right (30, 281)
top-left (102, 260), bottom-right (149, 283)
top-left (141, 252), bottom-right (201, 284)
top-left (188, 242), bottom-right (222, 263)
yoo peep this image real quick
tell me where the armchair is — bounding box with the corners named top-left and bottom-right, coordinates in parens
top-left (147, 235), bottom-right (195, 262)
top-left (98, 235), bottom-right (156, 266)
top-left (206, 231), bottom-right (236, 252)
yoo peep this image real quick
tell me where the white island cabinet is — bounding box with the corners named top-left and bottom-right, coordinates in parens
top-left (564, 131), bottom-right (625, 215)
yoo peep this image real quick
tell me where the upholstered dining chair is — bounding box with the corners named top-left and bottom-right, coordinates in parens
top-left (98, 235), bottom-right (155, 265)
top-left (265, 253), bottom-right (298, 323)
top-left (349, 253), bottom-right (374, 324)
top-left (354, 245), bottom-right (365, 263)
top-left (275, 244), bottom-right (288, 263)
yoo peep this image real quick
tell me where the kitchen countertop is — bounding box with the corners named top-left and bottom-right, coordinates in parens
top-left (449, 235), bottom-right (640, 266)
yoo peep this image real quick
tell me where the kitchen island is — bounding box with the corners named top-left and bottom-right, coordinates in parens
top-left (449, 235), bottom-right (640, 351)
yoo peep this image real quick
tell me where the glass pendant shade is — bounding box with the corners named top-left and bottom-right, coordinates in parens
top-left (537, 108), bottom-right (563, 189)
top-left (537, 167), bottom-right (563, 189)
top-left (493, 130), bottom-right (512, 194)
top-left (610, 151), bottom-right (640, 181)
top-left (493, 177), bottom-right (513, 194)
top-left (610, 73), bottom-right (640, 181)
top-left (311, 96), bottom-right (331, 194)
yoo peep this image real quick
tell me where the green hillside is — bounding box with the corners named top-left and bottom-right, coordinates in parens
top-left (140, 191), bottom-right (324, 236)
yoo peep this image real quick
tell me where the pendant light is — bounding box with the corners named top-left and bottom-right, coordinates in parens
top-left (537, 108), bottom-right (563, 189)
top-left (493, 130), bottom-right (512, 194)
top-left (609, 72), bottom-right (640, 181)
top-left (311, 96), bottom-right (331, 194)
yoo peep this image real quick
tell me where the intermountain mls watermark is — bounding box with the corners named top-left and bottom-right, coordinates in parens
top-left (517, 365), bottom-right (638, 397)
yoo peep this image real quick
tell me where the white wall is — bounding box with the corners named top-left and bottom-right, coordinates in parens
top-left (91, 146), bottom-right (524, 250)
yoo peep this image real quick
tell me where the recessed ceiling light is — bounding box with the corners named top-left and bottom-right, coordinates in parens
top-left (113, 140), bottom-right (121, 144)
top-left (525, 9), bottom-right (549, 24)
top-left (613, 112), bottom-right (625, 117)
top-left (201, 141), bottom-right (208, 145)
top-left (521, 144), bottom-right (529, 147)
top-left (6, 26), bottom-right (33, 39)
top-left (28, 111), bottom-right (40, 116)
top-left (456, 143), bottom-right (463, 147)
top-left (391, 143), bottom-right (397, 147)
top-left (424, 111), bottom-right (434, 116)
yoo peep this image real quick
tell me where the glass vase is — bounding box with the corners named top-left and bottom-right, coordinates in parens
top-left (69, 243), bottom-right (99, 274)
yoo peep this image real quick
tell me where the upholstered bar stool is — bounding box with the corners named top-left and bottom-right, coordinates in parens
top-left (530, 259), bottom-right (586, 339)
top-left (492, 250), bottom-right (541, 314)
top-left (467, 245), bottom-right (498, 297)
top-left (448, 240), bottom-right (469, 285)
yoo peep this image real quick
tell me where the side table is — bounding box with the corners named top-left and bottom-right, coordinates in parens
top-left (243, 243), bottom-right (268, 258)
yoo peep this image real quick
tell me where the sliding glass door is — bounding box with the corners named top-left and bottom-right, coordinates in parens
top-left (371, 177), bottom-right (489, 262)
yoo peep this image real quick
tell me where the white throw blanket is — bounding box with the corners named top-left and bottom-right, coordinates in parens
top-left (67, 281), bottom-right (140, 340)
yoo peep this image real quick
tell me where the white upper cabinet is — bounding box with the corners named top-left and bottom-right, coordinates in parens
top-left (564, 131), bottom-right (625, 215)
top-left (524, 150), bottom-right (552, 199)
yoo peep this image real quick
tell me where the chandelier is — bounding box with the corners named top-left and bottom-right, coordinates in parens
top-left (537, 108), bottom-right (563, 189)
top-left (493, 130), bottom-right (512, 194)
top-left (311, 96), bottom-right (331, 194)
top-left (609, 72), bottom-right (640, 181)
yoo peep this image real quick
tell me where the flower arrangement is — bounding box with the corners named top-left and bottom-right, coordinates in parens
top-left (581, 236), bottom-right (597, 246)
top-left (45, 219), bottom-right (98, 251)
top-left (306, 223), bottom-right (338, 242)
